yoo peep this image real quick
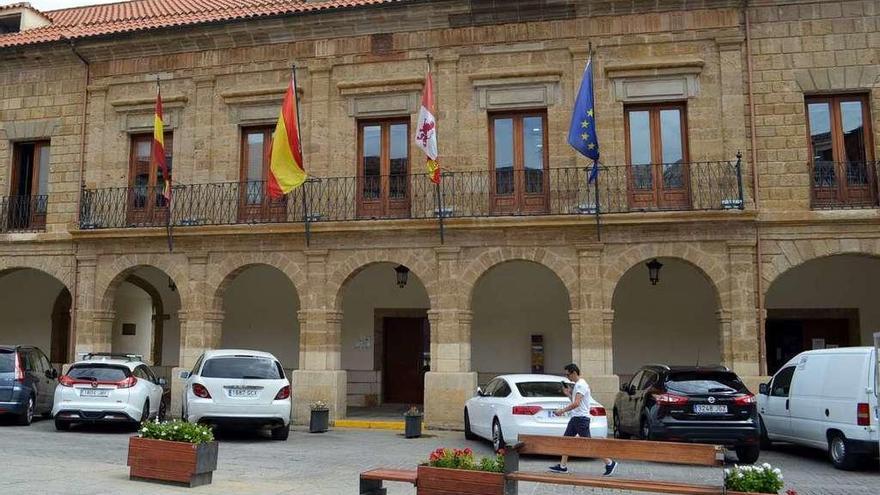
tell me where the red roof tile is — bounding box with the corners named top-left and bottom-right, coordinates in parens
top-left (0, 0), bottom-right (405, 48)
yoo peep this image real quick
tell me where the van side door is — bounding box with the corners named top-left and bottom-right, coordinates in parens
top-left (789, 354), bottom-right (830, 447)
top-left (761, 365), bottom-right (795, 441)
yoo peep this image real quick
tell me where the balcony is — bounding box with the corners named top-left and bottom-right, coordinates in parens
top-left (810, 160), bottom-right (879, 209)
top-left (79, 160), bottom-right (745, 230)
top-left (0, 195), bottom-right (48, 233)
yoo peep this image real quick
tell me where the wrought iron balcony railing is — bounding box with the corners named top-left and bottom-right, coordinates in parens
top-left (79, 159), bottom-right (744, 230)
top-left (810, 160), bottom-right (879, 209)
top-left (0, 195), bottom-right (48, 233)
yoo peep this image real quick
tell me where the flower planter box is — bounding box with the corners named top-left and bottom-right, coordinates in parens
top-left (127, 437), bottom-right (218, 487)
top-left (416, 466), bottom-right (504, 495)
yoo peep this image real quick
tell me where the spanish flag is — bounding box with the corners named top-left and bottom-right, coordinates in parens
top-left (268, 75), bottom-right (307, 198)
top-left (415, 70), bottom-right (440, 184)
top-left (152, 86), bottom-right (170, 201)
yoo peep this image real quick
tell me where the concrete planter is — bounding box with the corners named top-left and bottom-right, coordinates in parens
top-left (127, 437), bottom-right (218, 487)
top-left (417, 466), bottom-right (504, 495)
top-left (310, 408), bottom-right (329, 433)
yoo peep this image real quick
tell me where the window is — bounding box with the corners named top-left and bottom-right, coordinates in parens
top-left (127, 133), bottom-right (172, 225)
top-left (239, 127), bottom-right (286, 223)
top-left (770, 367), bottom-right (796, 398)
top-left (665, 371), bottom-right (748, 395)
top-left (8, 141), bottom-right (49, 230)
top-left (806, 94), bottom-right (875, 207)
top-left (200, 356), bottom-right (283, 379)
top-left (482, 379), bottom-right (500, 396)
top-left (357, 119), bottom-right (410, 218)
top-left (516, 381), bottom-right (568, 398)
top-left (191, 354), bottom-right (204, 376)
top-left (638, 371), bottom-right (659, 391)
top-left (625, 103), bottom-right (690, 209)
top-left (492, 381), bottom-right (512, 398)
top-left (628, 370), bottom-right (644, 391)
top-left (489, 112), bottom-right (549, 214)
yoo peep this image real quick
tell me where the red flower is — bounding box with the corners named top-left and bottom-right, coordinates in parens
top-left (785, 490), bottom-right (798, 495)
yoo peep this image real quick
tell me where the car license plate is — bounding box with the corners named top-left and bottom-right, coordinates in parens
top-left (228, 388), bottom-right (258, 398)
top-left (694, 404), bottom-right (727, 414)
top-left (80, 388), bottom-right (109, 397)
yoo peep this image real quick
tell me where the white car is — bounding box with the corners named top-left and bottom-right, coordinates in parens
top-left (758, 347), bottom-right (879, 469)
top-left (53, 353), bottom-right (165, 430)
top-left (464, 374), bottom-right (609, 451)
top-left (180, 349), bottom-right (291, 440)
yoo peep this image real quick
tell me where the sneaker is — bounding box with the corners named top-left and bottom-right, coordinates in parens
top-left (548, 464), bottom-right (568, 474)
top-left (603, 460), bottom-right (618, 476)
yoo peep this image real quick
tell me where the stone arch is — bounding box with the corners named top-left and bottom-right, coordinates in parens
top-left (0, 256), bottom-right (74, 291)
top-left (461, 247), bottom-right (578, 310)
top-left (762, 238), bottom-right (880, 292)
top-left (207, 252), bottom-right (306, 313)
top-left (329, 250), bottom-right (439, 312)
top-left (605, 244), bottom-right (727, 310)
top-left (96, 254), bottom-right (189, 313)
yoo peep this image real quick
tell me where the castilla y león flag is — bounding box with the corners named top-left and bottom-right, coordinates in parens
top-left (416, 71), bottom-right (440, 184)
top-left (268, 76), bottom-right (307, 198)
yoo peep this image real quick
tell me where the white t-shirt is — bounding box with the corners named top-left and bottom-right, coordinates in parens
top-left (570, 378), bottom-right (592, 418)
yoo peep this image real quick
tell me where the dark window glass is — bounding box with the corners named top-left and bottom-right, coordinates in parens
top-left (665, 371), bottom-right (747, 395)
top-left (191, 355), bottom-right (204, 376)
top-left (628, 371), bottom-right (644, 390)
top-left (522, 116), bottom-right (544, 194)
top-left (389, 123), bottom-right (409, 199)
top-left (770, 367), bottom-right (796, 398)
top-left (0, 350), bottom-right (13, 373)
top-left (67, 365), bottom-right (130, 382)
top-left (493, 118), bottom-right (514, 195)
top-left (516, 381), bottom-right (567, 398)
top-left (362, 125), bottom-right (381, 200)
top-left (482, 379), bottom-right (500, 396)
top-left (638, 371), bottom-right (659, 390)
top-left (493, 381), bottom-right (512, 398)
top-left (201, 357), bottom-right (283, 379)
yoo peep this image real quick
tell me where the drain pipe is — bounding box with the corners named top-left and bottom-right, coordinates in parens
top-left (744, 1), bottom-right (766, 376)
top-left (68, 40), bottom-right (90, 363)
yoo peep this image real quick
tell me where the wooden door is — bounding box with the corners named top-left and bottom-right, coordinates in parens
top-left (382, 317), bottom-right (427, 404)
top-left (625, 104), bottom-right (690, 210)
top-left (239, 127), bottom-right (287, 223)
top-left (9, 141), bottom-right (49, 230)
top-left (489, 113), bottom-right (549, 214)
top-left (357, 120), bottom-right (411, 219)
top-left (127, 133), bottom-right (171, 226)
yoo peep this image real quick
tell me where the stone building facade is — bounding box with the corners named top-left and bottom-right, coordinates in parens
top-left (0, 0), bottom-right (878, 427)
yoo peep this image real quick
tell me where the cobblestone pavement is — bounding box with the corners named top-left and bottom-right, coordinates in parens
top-left (0, 418), bottom-right (876, 494)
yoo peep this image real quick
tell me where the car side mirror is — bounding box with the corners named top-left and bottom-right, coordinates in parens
top-left (158, 378), bottom-right (167, 386)
top-left (45, 369), bottom-right (58, 379)
top-left (475, 387), bottom-right (484, 397)
top-left (619, 383), bottom-right (628, 392)
top-left (178, 370), bottom-right (191, 380)
top-left (758, 383), bottom-right (769, 395)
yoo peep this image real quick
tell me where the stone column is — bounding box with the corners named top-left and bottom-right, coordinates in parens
top-left (716, 35), bottom-right (749, 199)
top-left (291, 249), bottom-right (346, 425)
top-left (306, 61), bottom-right (332, 174)
top-left (191, 75), bottom-right (215, 184)
top-left (573, 243), bottom-right (619, 409)
top-left (424, 246), bottom-right (477, 429)
top-left (72, 256), bottom-right (103, 360)
top-left (726, 240), bottom-right (765, 392)
top-left (172, 309), bottom-right (223, 419)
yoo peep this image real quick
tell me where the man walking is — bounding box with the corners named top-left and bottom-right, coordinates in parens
top-left (548, 363), bottom-right (617, 476)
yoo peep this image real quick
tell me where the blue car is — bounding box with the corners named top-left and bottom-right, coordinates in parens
top-left (0, 346), bottom-right (58, 425)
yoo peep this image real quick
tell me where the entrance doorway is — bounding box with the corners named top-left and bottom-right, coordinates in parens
top-left (9, 141), bottom-right (49, 231)
top-left (765, 310), bottom-right (856, 375)
top-left (382, 316), bottom-right (429, 404)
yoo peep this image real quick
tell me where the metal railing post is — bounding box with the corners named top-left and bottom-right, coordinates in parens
top-left (735, 151), bottom-right (745, 210)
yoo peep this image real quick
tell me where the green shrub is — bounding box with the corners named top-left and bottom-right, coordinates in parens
top-left (724, 463), bottom-right (784, 494)
top-left (139, 420), bottom-right (214, 444)
top-left (426, 448), bottom-right (503, 473)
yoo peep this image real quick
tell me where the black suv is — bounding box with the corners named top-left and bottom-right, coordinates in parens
top-left (0, 345), bottom-right (58, 425)
top-left (612, 365), bottom-right (761, 463)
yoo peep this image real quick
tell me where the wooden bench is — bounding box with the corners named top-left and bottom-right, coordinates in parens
top-left (504, 434), bottom-right (727, 495)
top-left (359, 468), bottom-right (418, 495)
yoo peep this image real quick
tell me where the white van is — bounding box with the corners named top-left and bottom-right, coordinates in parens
top-left (757, 347), bottom-right (879, 470)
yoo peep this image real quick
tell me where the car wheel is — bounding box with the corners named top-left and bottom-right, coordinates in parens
top-left (16, 395), bottom-right (34, 426)
top-left (828, 432), bottom-right (861, 470)
top-left (158, 400), bottom-right (167, 422)
top-left (271, 425), bottom-right (290, 441)
top-left (735, 445), bottom-right (760, 464)
top-left (54, 418), bottom-right (71, 431)
top-left (759, 417), bottom-right (772, 449)
top-left (613, 410), bottom-right (629, 439)
top-left (137, 400), bottom-right (150, 428)
top-left (464, 409), bottom-right (478, 441)
top-left (640, 416), bottom-right (653, 441)
top-left (491, 419), bottom-right (505, 452)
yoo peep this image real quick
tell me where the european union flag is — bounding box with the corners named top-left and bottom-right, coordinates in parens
top-left (568, 57), bottom-right (599, 183)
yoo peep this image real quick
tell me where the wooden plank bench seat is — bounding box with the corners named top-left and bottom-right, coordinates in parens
top-left (504, 434), bottom-right (727, 495)
top-left (359, 468), bottom-right (417, 495)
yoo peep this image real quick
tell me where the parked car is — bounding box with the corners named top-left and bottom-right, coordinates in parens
top-left (463, 374), bottom-right (609, 451)
top-left (613, 365), bottom-right (761, 463)
top-left (0, 345), bottom-right (58, 425)
top-left (53, 353), bottom-right (166, 431)
top-left (179, 349), bottom-right (291, 440)
top-left (757, 346), bottom-right (879, 470)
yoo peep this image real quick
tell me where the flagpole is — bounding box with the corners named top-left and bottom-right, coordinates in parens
top-left (156, 75), bottom-right (174, 253)
top-left (588, 42), bottom-right (601, 242)
top-left (289, 64), bottom-right (310, 247)
top-left (426, 53), bottom-right (445, 245)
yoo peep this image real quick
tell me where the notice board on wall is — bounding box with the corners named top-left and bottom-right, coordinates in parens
top-left (531, 334), bottom-right (544, 373)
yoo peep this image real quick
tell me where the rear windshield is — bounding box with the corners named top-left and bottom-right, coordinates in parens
top-left (665, 371), bottom-right (747, 395)
top-left (201, 357), bottom-right (283, 380)
top-left (516, 381), bottom-right (568, 398)
top-left (0, 350), bottom-right (13, 373)
top-left (68, 365), bottom-right (130, 382)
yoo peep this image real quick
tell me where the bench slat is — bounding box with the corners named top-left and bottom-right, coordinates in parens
top-left (360, 469), bottom-right (418, 483)
top-left (516, 435), bottom-right (723, 466)
top-left (508, 472), bottom-right (723, 495)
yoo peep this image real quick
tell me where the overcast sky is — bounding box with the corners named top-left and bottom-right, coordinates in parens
top-left (3, 0), bottom-right (123, 11)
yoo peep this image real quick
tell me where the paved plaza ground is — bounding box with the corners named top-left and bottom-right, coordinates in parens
top-left (0, 418), bottom-right (877, 495)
